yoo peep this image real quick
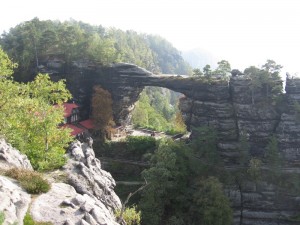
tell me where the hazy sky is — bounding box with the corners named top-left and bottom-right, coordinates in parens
top-left (1, 0), bottom-right (300, 74)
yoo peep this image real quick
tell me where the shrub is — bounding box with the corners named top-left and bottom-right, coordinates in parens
top-left (115, 206), bottom-right (141, 225)
top-left (5, 168), bottom-right (50, 194)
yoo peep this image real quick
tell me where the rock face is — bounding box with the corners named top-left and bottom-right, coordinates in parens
top-left (31, 140), bottom-right (121, 225)
top-left (0, 176), bottom-right (31, 225)
top-left (64, 140), bottom-right (122, 211)
top-left (0, 139), bottom-right (32, 225)
top-left (30, 183), bottom-right (119, 225)
top-left (0, 138), bottom-right (121, 225)
top-left (42, 61), bottom-right (300, 225)
top-left (62, 63), bottom-right (300, 225)
top-left (0, 139), bottom-right (33, 170)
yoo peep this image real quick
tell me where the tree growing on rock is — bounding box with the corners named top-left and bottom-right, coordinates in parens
top-left (192, 68), bottom-right (203, 76)
top-left (214, 60), bottom-right (231, 76)
top-left (244, 60), bottom-right (283, 104)
top-left (265, 135), bottom-right (282, 183)
top-left (203, 64), bottom-right (212, 77)
top-left (189, 177), bottom-right (232, 225)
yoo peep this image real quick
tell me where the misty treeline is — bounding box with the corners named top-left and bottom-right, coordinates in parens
top-left (0, 17), bottom-right (192, 81)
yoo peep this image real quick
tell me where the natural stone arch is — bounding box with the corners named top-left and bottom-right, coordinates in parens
top-left (93, 63), bottom-right (230, 126)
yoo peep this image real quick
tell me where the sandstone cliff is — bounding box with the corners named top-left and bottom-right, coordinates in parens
top-left (43, 61), bottom-right (300, 225)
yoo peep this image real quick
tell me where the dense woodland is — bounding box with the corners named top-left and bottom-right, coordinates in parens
top-left (0, 18), bottom-right (192, 133)
top-left (0, 17), bottom-right (192, 81)
top-left (1, 18), bottom-right (298, 225)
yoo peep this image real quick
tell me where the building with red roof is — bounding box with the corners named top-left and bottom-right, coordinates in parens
top-left (58, 103), bottom-right (96, 138)
top-left (79, 119), bottom-right (95, 130)
top-left (62, 103), bottom-right (80, 124)
top-left (63, 124), bottom-right (85, 136)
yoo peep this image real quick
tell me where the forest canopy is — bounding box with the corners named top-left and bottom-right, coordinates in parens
top-left (0, 18), bottom-right (192, 81)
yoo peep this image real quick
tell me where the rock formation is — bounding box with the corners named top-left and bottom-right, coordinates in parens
top-left (36, 60), bottom-right (300, 225)
top-left (63, 62), bottom-right (300, 225)
top-left (0, 138), bottom-right (121, 225)
top-left (31, 139), bottom-right (121, 225)
top-left (0, 176), bottom-right (31, 225)
top-left (63, 140), bottom-right (122, 211)
top-left (0, 139), bottom-right (33, 170)
top-left (30, 183), bottom-right (120, 225)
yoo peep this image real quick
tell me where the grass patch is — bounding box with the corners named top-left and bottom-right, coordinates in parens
top-left (0, 211), bottom-right (5, 225)
top-left (5, 168), bottom-right (50, 194)
top-left (23, 212), bottom-right (53, 225)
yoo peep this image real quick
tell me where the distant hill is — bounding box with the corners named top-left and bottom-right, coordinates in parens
top-left (0, 18), bottom-right (192, 81)
top-left (182, 48), bottom-right (218, 69)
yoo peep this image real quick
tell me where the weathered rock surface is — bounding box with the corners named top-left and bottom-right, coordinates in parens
top-left (0, 138), bottom-right (121, 225)
top-left (30, 182), bottom-right (119, 225)
top-left (0, 176), bottom-right (31, 225)
top-left (0, 139), bottom-right (33, 170)
top-left (63, 140), bottom-right (122, 211)
top-left (46, 62), bottom-right (300, 225)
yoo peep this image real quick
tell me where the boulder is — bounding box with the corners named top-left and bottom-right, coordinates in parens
top-left (0, 176), bottom-right (31, 225)
top-left (63, 140), bottom-right (122, 211)
top-left (0, 139), bottom-right (33, 171)
top-left (30, 182), bottom-right (119, 225)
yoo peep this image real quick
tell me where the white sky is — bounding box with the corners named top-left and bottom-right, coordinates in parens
top-left (1, 0), bottom-right (300, 74)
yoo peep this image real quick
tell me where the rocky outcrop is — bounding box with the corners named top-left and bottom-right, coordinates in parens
top-left (276, 78), bottom-right (300, 164)
top-left (0, 138), bottom-right (121, 225)
top-left (0, 139), bottom-right (32, 225)
top-left (0, 139), bottom-right (33, 170)
top-left (31, 183), bottom-right (119, 225)
top-left (64, 140), bottom-right (121, 211)
top-left (0, 176), bottom-right (31, 225)
top-left (50, 62), bottom-right (300, 225)
top-left (30, 140), bottom-right (121, 225)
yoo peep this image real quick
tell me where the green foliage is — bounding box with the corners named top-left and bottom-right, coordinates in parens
top-left (140, 139), bottom-right (192, 225)
top-left (5, 168), bottom-right (50, 194)
top-left (126, 136), bottom-right (156, 156)
top-left (23, 213), bottom-right (35, 225)
top-left (0, 47), bottom-right (18, 77)
top-left (0, 211), bottom-right (4, 225)
top-left (192, 68), bottom-right (203, 76)
top-left (115, 206), bottom-right (141, 225)
top-left (191, 126), bottom-right (220, 166)
top-left (244, 60), bottom-right (283, 103)
top-left (213, 60), bottom-right (231, 79)
top-left (248, 158), bottom-right (262, 183)
top-left (0, 18), bottom-right (191, 81)
top-left (190, 177), bottom-right (233, 225)
top-left (132, 91), bottom-right (171, 132)
top-left (132, 88), bottom-right (186, 134)
top-left (27, 74), bottom-right (71, 104)
top-left (0, 48), bottom-right (72, 170)
top-left (288, 214), bottom-right (300, 222)
top-left (203, 64), bottom-right (212, 77)
top-left (139, 135), bottom-right (232, 225)
top-left (214, 60), bottom-right (231, 77)
top-left (23, 212), bottom-right (53, 225)
top-left (265, 136), bottom-right (282, 182)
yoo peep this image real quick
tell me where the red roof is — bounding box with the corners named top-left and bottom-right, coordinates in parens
top-left (63, 124), bottom-right (85, 136)
top-left (79, 119), bottom-right (95, 129)
top-left (62, 103), bottom-right (79, 117)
